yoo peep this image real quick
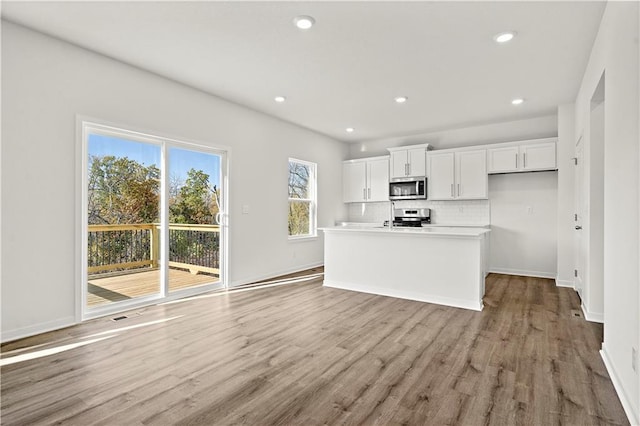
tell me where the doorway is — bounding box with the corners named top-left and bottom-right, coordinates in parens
top-left (574, 72), bottom-right (605, 324)
top-left (81, 121), bottom-right (227, 319)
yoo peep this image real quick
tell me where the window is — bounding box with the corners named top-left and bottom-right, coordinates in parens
top-left (288, 158), bottom-right (316, 238)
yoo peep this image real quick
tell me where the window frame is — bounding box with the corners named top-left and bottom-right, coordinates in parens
top-left (287, 158), bottom-right (317, 240)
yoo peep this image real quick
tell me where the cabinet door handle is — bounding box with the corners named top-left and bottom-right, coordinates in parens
top-left (408, 163), bottom-right (411, 176)
top-left (515, 153), bottom-right (518, 169)
top-left (368, 188), bottom-right (371, 199)
top-left (363, 188), bottom-right (367, 200)
top-left (405, 163), bottom-right (409, 176)
top-left (450, 183), bottom-right (454, 197)
top-left (458, 183), bottom-right (461, 196)
top-left (523, 153), bottom-right (527, 168)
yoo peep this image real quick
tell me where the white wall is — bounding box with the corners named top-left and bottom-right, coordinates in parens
top-left (556, 104), bottom-right (576, 288)
top-left (348, 115), bottom-right (558, 159)
top-left (488, 172), bottom-right (558, 278)
top-left (0, 21), bottom-right (348, 341)
top-left (573, 2), bottom-right (639, 423)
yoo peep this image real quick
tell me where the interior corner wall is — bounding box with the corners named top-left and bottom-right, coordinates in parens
top-left (556, 104), bottom-right (576, 287)
top-left (574, 2), bottom-right (639, 422)
top-left (0, 21), bottom-right (348, 341)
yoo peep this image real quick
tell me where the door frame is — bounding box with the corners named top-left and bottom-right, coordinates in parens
top-left (75, 116), bottom-right (230, 321)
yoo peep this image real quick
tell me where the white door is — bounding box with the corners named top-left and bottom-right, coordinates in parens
top-left (574, 137), bottom-right (585, 298)
top-left (390, 151), bottom-right (408, 178)
top-left (428, 152), bottom-right (455, 200)
top-left (343, 161), bottom-right (366, 202)
top-left (367, 158), bottom-right (389, 202)
top-left (456, 150), bottom-right (487, 199)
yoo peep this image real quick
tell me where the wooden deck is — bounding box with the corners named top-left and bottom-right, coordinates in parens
top-left (88, 268), bottom-right (220, 307)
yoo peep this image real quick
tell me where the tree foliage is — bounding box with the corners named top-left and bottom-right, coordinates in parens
top-left (88, 155), bottom-right (160, 224)
top-left (88, 157), bottom-right (220, 225)
top-left (169, 169), bottom-right (219, 224)
top-left (288, 161), bottom-right (312, 235)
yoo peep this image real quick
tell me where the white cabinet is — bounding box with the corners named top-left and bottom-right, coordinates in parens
top-left (487, 139), bottom-right (557, 174)
top-left (427, 152), bottom-right (455, 200)
top-left (343, 161), bottom-right (367, 202)
top-left (427, 149), bottom-right (487, 200)
top-left (487, 146), bottom-right (519, 173)
top-left (521, 142), bottom-right (557, 171)
top-left (457, 150), bottom-right (488, 198)
top-left (388, 144), bottom-right (429, 178)
top-left (343, 156), bottom-right (389, 203)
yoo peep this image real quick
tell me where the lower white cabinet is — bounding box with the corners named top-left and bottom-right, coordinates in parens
top-left (343, 156), bottom-right (389, 203)
top-left (428, 149), bottom-right (487, 200)
top-left (487, 139), bottom-right (557, 173)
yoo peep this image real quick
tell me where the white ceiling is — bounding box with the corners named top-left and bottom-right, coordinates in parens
top-left (2, 1), bottom-right (606, 143)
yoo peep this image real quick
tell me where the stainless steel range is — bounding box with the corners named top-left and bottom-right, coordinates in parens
top-left (387, 207), bottom-right (431, 227)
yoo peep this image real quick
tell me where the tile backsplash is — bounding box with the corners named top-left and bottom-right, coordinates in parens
top-left (347, 199), bottom-right (490, 225)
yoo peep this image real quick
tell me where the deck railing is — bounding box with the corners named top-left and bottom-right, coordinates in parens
top-left (88, 223), bottom-right (220, 276)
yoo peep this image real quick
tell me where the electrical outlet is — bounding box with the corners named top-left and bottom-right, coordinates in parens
top-left (526, 206), bottom-right (533, 215)
top-left (459, 206), bottom-right (464, 213)
top-left (242, 204), bottom-right (250, 214)
top-left (633, 347), bottom-right (638, 372)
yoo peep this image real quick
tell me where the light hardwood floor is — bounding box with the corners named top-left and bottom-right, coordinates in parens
top-left (1, 272), bottom-right (629, 425)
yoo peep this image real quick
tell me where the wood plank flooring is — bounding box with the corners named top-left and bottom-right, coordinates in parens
top-left (1, 272), bottom-right (629, 425)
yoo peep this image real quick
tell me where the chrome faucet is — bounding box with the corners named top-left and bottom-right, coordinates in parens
top-left (389, 201), bottom-right (395, 229)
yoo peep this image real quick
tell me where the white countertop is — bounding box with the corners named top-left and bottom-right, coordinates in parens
top-left (321, 225), bottom-right (490, 237)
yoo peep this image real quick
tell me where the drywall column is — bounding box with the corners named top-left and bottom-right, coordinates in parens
top-left (556, 104), bottom-right (575, 287)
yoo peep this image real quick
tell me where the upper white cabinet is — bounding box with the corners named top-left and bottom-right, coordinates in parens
top-left (487, 138), bottom-right (557, 174)
top-left (521, 142), bottom-right (557, 171)
top-left (427, 152), bottom-right (455, 200)
top-left (388, 144), bottom-right (429, 178)
top-left (457, 150), bottom-right (488, 198)
top-left (427, 149), bottom-right (487, 200)
top-left (343, 156), bottom-right (389, 203)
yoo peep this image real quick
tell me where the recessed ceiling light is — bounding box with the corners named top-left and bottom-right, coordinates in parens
top-left (346, 127), bottom-right (355, 133)
top-left (494, 31), bottom-right (516, 43)
top-left (394, 96), bottom-right (408, 104)
top-left (293, 15), bottom-right (315, 30)
top-left (274, 96), bottom-right (286, 103)
top-left (511, 98), bottom-right (524, 105)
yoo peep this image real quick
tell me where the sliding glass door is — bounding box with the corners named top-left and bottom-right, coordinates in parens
top-left (167, 147), bottom-right (223, 292)
top-left (82, 121), bottom-right (226, 318)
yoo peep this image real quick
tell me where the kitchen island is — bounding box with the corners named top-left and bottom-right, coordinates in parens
top-left (321, 226), bottom-right (490, 311)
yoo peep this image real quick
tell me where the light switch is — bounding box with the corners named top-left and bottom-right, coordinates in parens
top-left (242, 204), bottom-right (250, 214)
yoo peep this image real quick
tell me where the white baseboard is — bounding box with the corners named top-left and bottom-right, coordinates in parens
top-left (323, 279), bottom-right (483, 312)
top-left (488, 268), bottom-right (556, 279)
top-left (555, 279), bottom-right (575, 288)
top-left (1, 316), bottom-right (76, 344)
top-left (581, 303), bottom-right (604, 323)
top-left (229, 262), bottom-right (323, 288)
top-left (600, 348), bottom-right (640, 426)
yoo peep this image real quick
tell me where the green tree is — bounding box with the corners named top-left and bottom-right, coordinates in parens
top-left (88, 155), bottom-right (160, 224)
top-left (169, 168), bottom-right (219, 224)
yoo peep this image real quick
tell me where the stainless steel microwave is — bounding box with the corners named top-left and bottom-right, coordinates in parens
top-left (389, 177), bottom-right (427, 200)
